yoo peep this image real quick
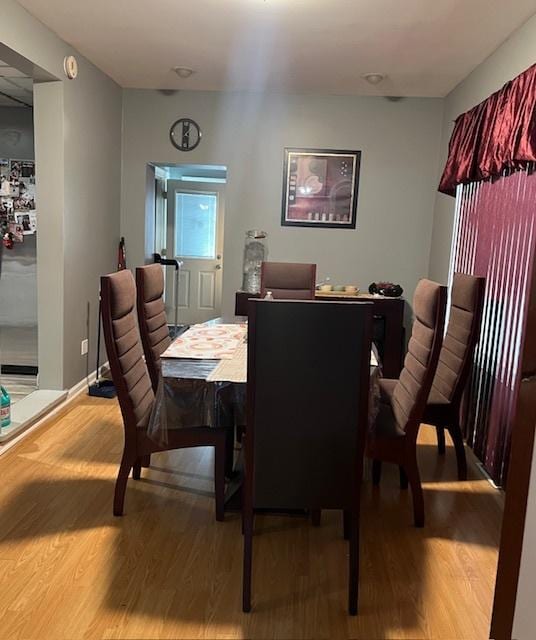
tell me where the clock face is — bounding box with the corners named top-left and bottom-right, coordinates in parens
top-left (63, 55), bottom-right (78, 80)
top-left (169, 118), bottom-right (202, 152)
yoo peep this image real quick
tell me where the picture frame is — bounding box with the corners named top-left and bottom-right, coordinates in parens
top-left (281, 148), bottom-right (361, 229)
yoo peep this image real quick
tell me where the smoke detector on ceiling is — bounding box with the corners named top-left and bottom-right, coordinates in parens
top-left (362, 73), bottom-right (386, 85)
top-left (173, 67), bottom-right (195, 79)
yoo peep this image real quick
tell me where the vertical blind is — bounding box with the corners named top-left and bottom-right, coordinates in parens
top-left (451, 166), bottom-right (536, 486)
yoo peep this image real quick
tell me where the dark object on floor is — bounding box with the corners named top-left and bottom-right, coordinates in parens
top-left (88, 379), bottom-right (116, 399)
top-left (242, 298), bottom-right (373, 615)
top-left (368, 282), bottom-right (404, 297)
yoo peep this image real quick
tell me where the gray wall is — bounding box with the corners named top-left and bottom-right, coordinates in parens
top-left (0, 106), bottom-right (36, 327)
top-left (427, 13), bottom-right (536, 283)
top-left (121, 90), bottom-right (444, 317)
top-left (0, 0), bottom-right (122, 389)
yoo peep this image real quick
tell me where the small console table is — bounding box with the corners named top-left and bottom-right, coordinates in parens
top-left (234, 291), bottom-right (405, 378)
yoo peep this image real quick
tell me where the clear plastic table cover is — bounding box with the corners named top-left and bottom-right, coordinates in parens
top-left (148, 357), bottom-right (246, 447)
top-left (147, 355), bottom-right (380, 447)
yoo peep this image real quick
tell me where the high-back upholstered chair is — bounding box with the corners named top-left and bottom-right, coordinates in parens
top-left (367, 279), bottom-right (447, 527)
top-left (423, 273), bottom-right (485, 480)
top-left (242, 299), bottom-right (373, 615)
top-left (136, 264), bottom-right (171, 393)
top-left (260, 261), bottom-right (316, 299)
top-left (101, 270), bottom-right (226, 519)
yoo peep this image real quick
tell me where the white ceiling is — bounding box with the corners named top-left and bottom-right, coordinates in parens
top-left (0, 60), bottom-right (33, 107)
top-left (15, 0), bottom-right (536, 97)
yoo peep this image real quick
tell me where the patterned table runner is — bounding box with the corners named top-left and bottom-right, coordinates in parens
top-left (206, 344), bottom-right (378, 384)
top-left (162, 323), bottom-right (247, 360)
top-left (206, 343), bottom-right (247, 383)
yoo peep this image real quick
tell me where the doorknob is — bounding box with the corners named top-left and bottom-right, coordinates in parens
top-left (215, 264), bottom-right (221, 270)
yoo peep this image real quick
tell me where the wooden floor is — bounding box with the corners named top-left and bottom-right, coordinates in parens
top-left (0, 396), bottom-right (503, 640)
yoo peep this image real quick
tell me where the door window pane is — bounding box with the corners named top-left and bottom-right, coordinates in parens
top-left (175, 192), bottom-right (217, 259)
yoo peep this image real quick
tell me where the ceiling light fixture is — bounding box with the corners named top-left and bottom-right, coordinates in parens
top-left (362, 73), bottom-right (385, 85)
top-left (173, 67), bottom-right (195, 79)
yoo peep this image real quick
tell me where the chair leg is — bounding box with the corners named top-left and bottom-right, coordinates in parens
top-left (436, 426), bottom-right (446, 455)
top-left (343, 510), bottom-right (350, 540)
top-left (141, 454), bottom-right (151, 468)
top-left (225, 424), bottom-right (235, 479)
top-left (399, 466), bottom-right (408, 490)
top-left (311, 509), bottom-right (321, 526)
top-left (214, 435), bottom-right (225, 522)
top-left (242, 510), bottom-right (254, 613)
top-left (132, 460), bottom-right (142, 480)
top-left (372, 460), bottom-right (382, 486)
top-left (448, 423), bottom-right (468, 481)
top-left (348, 511), bottom-right (359, 615)
top-left (113, 453), bottom-right (132, 516)
top-left (405, 459), bottom-right (425, 528)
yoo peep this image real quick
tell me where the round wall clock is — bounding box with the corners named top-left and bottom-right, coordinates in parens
top-left (169, 118), bottom-right (202, 152)
top-left (63, 55), bottom-right (78, 80)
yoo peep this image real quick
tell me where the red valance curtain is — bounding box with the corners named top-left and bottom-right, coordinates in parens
top-left (439, 63), bottom-right (536, 196)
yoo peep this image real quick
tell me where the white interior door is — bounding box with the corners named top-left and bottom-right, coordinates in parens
top-left (166, 181), bottom-right (224, 325)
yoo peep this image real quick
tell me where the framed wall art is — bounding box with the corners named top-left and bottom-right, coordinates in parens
top-left (281, 148), bottom-right (361, 229)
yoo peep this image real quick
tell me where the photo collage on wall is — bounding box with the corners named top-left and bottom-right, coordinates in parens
top-left (0, 158), bottom-right (36, 243)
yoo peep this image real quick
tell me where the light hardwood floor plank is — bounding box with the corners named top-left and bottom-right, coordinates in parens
top-left (0, 396), bottom-right (502, 639)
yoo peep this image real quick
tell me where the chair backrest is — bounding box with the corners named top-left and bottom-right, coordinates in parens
top-left (431, 273), bottom-right (485, 407)
top-left (101, 270), bottom-right (154, 432)
top-left (136, 264), bottom-right (172, 391)
top-left (260, 261), bottom-right (317, 299)
top-left (246, 299), bottom-right (373, 510)
top-left (391, 279), bottom-right (447, 439)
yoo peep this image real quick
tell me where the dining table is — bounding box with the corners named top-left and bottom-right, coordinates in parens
top-left (147, 315), bottom-right (381, 509)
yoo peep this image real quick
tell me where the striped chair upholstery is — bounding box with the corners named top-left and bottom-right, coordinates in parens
top-left (101, 268), bottom-right (226, 519)
top-left (429, 273), bottom-right (485, 405)
top-left (391, 279), bottom-right (447, 435)
top-left (136, 264), bottom-right (172, 392)
top-left (423, 273), bottom-right (485, 479)
top-left (368, 278), bottom-right (447, 527)
top-left (101, 270), bottom-right (154, 430)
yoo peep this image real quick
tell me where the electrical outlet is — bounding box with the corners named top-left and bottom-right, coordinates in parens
top-left (81, 339), bottom-right (89, 356)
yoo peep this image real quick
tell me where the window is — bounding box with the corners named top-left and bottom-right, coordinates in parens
top-left (174, 192), bottom-right (217, 259)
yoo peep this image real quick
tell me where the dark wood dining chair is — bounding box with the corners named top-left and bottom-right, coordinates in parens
top-left (423, 273), bottom-right (485, 480)
top-left (136, 264), bottom-right (172, 393)
top-left (260, 261), bottom-right (316, 299)
top-left (366, 279), bottom-right (447, 528)
top-left (242, 298), bottom-right (373, 615)
top-left (101, 269), bottom-right (226, 520)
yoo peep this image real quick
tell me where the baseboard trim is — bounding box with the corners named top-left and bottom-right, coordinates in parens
top-left (0, 362), bottom-right (111, 456)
